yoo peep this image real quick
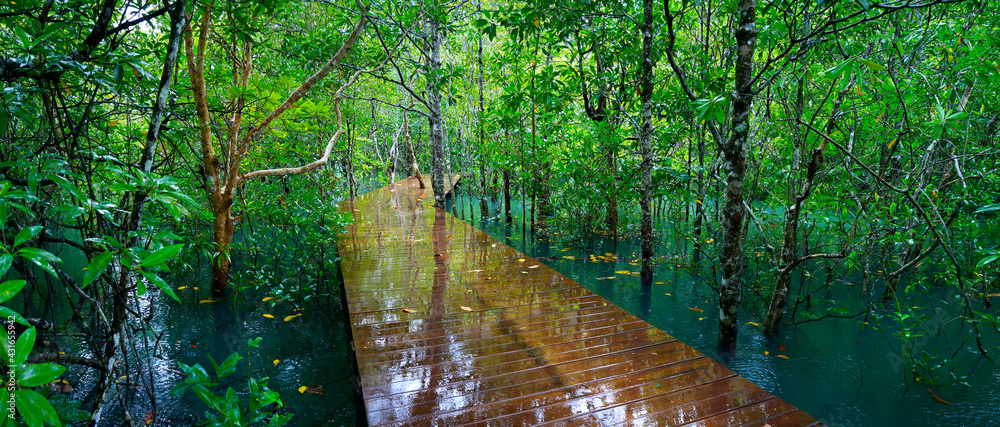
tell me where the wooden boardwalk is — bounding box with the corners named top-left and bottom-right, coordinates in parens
top-left (337, 177), bottom-right (820, 426)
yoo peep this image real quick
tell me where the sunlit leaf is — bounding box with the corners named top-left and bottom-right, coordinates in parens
top-left (0, 280), bottom-right (26, 304)
top-left (401, 308), bottom-right (417, 313)
top-left (83, 251), bottom-right (114, 288)
top-left (459, 306), bottom-right (473, 312)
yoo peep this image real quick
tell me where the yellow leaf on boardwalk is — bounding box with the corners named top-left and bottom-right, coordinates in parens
top-left (517, 258), bottom-right (526, 262)
top-left (528, 265), bottom-right (540, 269)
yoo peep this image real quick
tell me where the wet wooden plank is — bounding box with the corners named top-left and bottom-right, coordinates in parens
top-left (337, 177), bottom-right (820, 426)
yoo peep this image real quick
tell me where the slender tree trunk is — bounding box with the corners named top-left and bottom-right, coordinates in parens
top-left (503, 169), bottom-right (512, 223)
top-left (427, 16), bottom-right (447, 208)
top-left (638, 0), bottom-right (655, 282)
top-left (718, 0), bottom-right (756, 344)
top-left (692, 129), bottom-right (707, 262)
top-left (403, 101), bottom-right (424, 188)
top-left (765, 78), bottom-right (849, 333)
top-left (477, 29), bottom-right (489, 217)
top-left (91, 1), bottom-right (187, 420)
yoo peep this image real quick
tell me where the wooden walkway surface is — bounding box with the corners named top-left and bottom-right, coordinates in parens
top-left (337, 177), bottom-right (820, 426)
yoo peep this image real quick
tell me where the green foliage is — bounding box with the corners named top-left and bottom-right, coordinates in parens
top-left (170, 339), bottom-right (292, 427)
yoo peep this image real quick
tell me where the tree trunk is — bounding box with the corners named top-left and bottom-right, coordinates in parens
top-left (503, 169), bottom-right (512, 223)
top-left (427, 16), bottom-right (446, 208)
top-left (477, 26), bottom-right (489, 217)
top-left (638, 0), bottom-right (655, 282)
top-left (692, 130), bottom-right (707, 262)
top-left (718, 0), bottom-right (756, 344)
top-left (210, 204), bottom-right (235, 295)
top-left (764, 77), bottom-right (849, 333)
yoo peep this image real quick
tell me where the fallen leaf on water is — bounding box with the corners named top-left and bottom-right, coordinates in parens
top-left (764, 351), bottom-right (770, 355)
top-left (615, 270), bottom-right (629, 274)
top-left (563, 256), bottom-right (577, 260)
top-left (560, 248), bottom-right (570, 252)
top-left (284, 313), bottom-right (302, 322)
top-left (143, 411), bottom-right (155, 425)
top-left (262, 297), bottom-right (274, 302)
top-left (747, 321), bottom-right (760, 326)
top-left (402, 308), bottom-right (418, 313)
top-left (199, 299), bottom-right (216, 304)
top-left (262, 314), bottom-right (275, 319)
top-left (778, 344), bottom-right (786, 351)
top-left (460, 306), bottom-right (473, 312)
top-left (193, 287), bottom-right (199, 290)
top-left (305, 385), bottom-right (324, 394)
top-left (50, 380), bottom-right (73, 392)
top-left (926, 388), bottom-right (954, 405)
top-left (655, 281), bottom-right (665, 284)
top-left (688, 307), bottom-right (704, 313)
top-left (604, 253), bottom-right (615, 257)
top-left (665, 293), bottom-right (672, 296)
top-left (178, 286), bottom-right (188, 290)
top-left (298, 386), bottom-right (307, 393)
top-left (596, 276), bottom-right (618, 280)
top-left (698, 317), bottom-right (704, 321)
top-left (776, 354), bottom-right (790, 359)
top-left (273, 359), bottom-right (280, 366)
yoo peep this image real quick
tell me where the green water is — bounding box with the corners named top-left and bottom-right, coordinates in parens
top-left (445, 191), bottom-right (1000, 427)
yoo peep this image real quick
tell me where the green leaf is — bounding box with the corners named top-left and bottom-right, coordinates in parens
top-left (860, 58), bottom-right (884, 71)
top-left (82, 252), bottom-right (113, 288)
top-left (138, 244), bottom-right (184, 268)
top-left (13, 225), bottom-right (42, 247)
top-left (15, 327), bottom-right (36, 366)
top-left (0, 306), bottom-right (28, 326)
top-left (16, 247), bottom-right (61, 278)
top-left (0, 254), bottom-right (12, 276)
top-left (977, 255), bottom-right (1000, 269)
top-left (975, 203), bottom-right (1000, 214)
top-left (17, 363), bottom-right (67, 387)
top-left (0, 280), bottom-right (26, 304)
top-left (46, 174), bottom-right (87, 204)
top-left (139, 271), bottom-right (180, 303)
top-left (217, 352), bottom-right (243, 379)
top-left (14, 389), bottom-right (61, 427)
top-left (824, 58), bottom-right (856, 78)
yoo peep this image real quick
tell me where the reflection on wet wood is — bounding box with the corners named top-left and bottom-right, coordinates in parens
top-left (337, 177), bottom-right (820, 426)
